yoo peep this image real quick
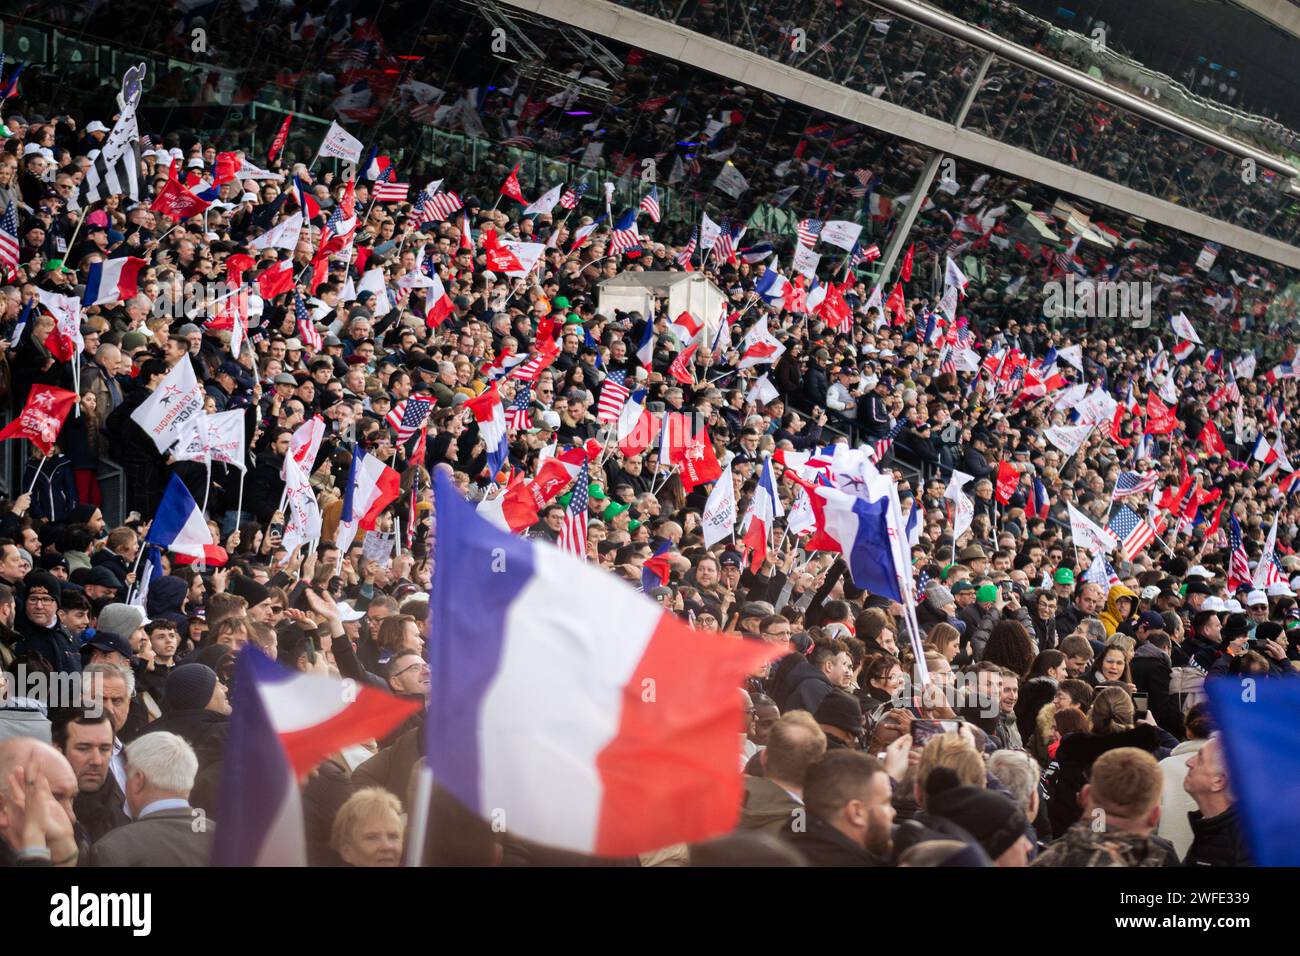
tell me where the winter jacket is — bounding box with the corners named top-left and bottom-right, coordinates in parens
top-left (1099, 584), bottom-right (1137, 637)
top-left (738, 777), bottom-right (802, 836)
top-left (1042, 724), bottom-right (1164, 837)
top-left (1184, 806), bottom-right (1251, 867)
top-left (782, 811), bottom-right (887, 866)
top-left (1032, 821), bottom-right (1177, 867)
top-left (1131, 642), bottom-right (1185, 738)
top-left (1156, 739), bottom-right (1207, 860)
top-left (970, 603), bottom-right (1035, 660)
top-left (780, 657), bottom-right (835, 715)
top-left (1025, 590), bottom-right (1059, 649)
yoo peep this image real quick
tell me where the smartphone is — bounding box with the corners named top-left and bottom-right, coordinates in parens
top-left (268, 521), bottom-right (285, 539)
top-left (1000, 581), bottom-right (1014, 599)
top-left (1133, 692), bottom-right (1149, 719)
top-left (910, 718), bottom-right (963, 747)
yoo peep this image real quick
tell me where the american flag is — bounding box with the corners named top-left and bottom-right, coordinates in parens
top-left (848, 168), bottom-right (873, 199)
top-left (373, 181), bottom-right (410, 203)
top-left (508, 345), bottom-right (560, 383)
top-left (597, 370), bottom-right (631, 423)
top-left (0, 201), bottom-right (18, 281)
top-left (386, 397), bottom-right (434, 443)
top-left (675, 227), bottom-right (698, 267)
top-left (1084, 553), bottom-right (1121, 588)
top-left (501, 135), bottom-right (536, 149)
top-left (851, 243), bottom-right (882, 269)
top-left (557, 465), bottom-right (589, 560)
top-left (504, 382), bottom-right (533, 431)
top-left (405, 471), bottom-right (420, 550)
top-left (871, 419), bottom-right (907, 462)
top-left (639, 186), bottom-right (661, 223)
top-left (1228, 514), bottom-right (1252, 591)
top-left (559, 182), bottom-right (587, 210)
top-left (294, 293), bottom-right (322, 353)
top-left (1107, 505), bottom-right (1157, 561)
top-left (939, 347), bottom-right (956, 377)
top-left (713, 221), bottom-right (740, 263)
top-left (796, 218), bottom-right (823, 248)
top-left (1113, 470), bottom-right (1160, 499)
top-left (412, 188), bottom-right (463, 225)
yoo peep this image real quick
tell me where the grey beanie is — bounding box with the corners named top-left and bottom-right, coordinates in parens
top-left (926, 583), bottom-right (956, 608)
top-left (95, 603), bottom-right (147, 639)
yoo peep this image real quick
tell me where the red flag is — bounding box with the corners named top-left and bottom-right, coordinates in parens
top-left (1202, 499), bottom-right (1226, 540)
top-left (1109, 404), bottom-right (1130, 448)
top-left (0, 386), bottom-right (77, 454)
top-left (482, 228), bottom-right (524, 272)
top-left (899, 243), bottom-right (914, 282)
top-left (499, 163), bottom-right (526, 204)
top-left (994, 462), bottom-right (1019, 505)
top-left (268, 114), bottom-right (292, 163)
top-left (225, 253), bottom-right (255, 288)
top-left (1144, 391), bottom-right (1177, 434)
top-left (150, 177), bottom-right (209, 220)
top-left (213, 152), bottom-right (242, 185)
top-left (669, 342), bottom-right (699, 385)
top-left (885, 283), bottom-right (906, 326)
top-left (813, 282), bottom-right (852, 333)
top-left (1199, 420), bottom-right (1227, 456)
top-left (257, 259), bottom-right (296, 300)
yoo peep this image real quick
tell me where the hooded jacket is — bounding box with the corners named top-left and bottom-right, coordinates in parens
top-left (1031, 821), bottom-right (1176, 867)
top-left (1099, 584), bottom-right (1137, 637)
top-left (779, 656), bottom-right (835, 715)
top-left (145, 576), bottom-right (191, 632)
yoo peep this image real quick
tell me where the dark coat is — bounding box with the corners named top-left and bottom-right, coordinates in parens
top-left (1131, 644), bottom-right (1185, 738)
top-left (782, 811), bottom-right (887, 866)
top-left (1184, 807), bottom-right (1251, 867)
top-left (779, 657), bottom-right (834, 715)
top-left (87, 807), bottom-right (215, 866)
top-left (73, 775), bottom-right (130, 844)
top-left (1042, 724), bottom-right (1163, 838)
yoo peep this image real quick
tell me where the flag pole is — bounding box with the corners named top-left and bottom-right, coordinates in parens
top-left (235, 468), bottom-right (246, 532)
top-left (25, 455), bottom-right (45, 496)
top-left (201, 459), bottom-right (212, 518)
top-left (405, 764), bottom-right (434, 866)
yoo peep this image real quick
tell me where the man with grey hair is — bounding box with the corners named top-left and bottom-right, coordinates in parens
top-left (87, 732), bottom-right (214, 866)
top-left (82, 342), bottom-right (125, 412)
top-left (987, 750), bottom-right (1042, 842)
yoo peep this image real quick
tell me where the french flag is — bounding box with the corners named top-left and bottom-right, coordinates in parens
top-left (465, 384), bottom-right (510, 478)
top-left (635, 318), bottom-right (655, 366)
top-left (336, 446), bottom-right (402, 552)
top-left (424, 473), bottom-right (778, 856)
top-left (213, 648), bottom-right (420, 866)
top-left (617, 390), bottom-right (660, 457)
top-left (742, 455), bottom-right (784, 571)
top-left (363, 147), bottom-right (392, 182)
top-left (667, 311), bottom-right (702, 348)
top-left (1253, 434), bottom-right (1279, 464)
top-left (1028, 476), bottom-right (1050, 520)
top-left (83, 256), bottom-right (146, 307)
top-left (792, 472), bottom-right (908, 602)
top-left (145, 474), bottom-right (224, 563)
top-left (754, 267), bottom-right (790, 304)
top-left (292, 175), bottom-right (321, 220)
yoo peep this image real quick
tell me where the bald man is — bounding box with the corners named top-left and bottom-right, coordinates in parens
top-left (0, 737), bottom-right (80, 866)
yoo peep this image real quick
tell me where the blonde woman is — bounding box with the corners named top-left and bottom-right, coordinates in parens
top-left (331, 788), bottom-right (406, 867)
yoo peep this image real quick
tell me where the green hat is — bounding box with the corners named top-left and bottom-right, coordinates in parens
top-left (43, 258), bottom-right (74, 274)
top-left (552, 295), bottom-right (571, 310)
top-left (557, 491), bottom-right (572, 507)
top-left (976, 584), bottom-right (999, 604)
top-left (951, 580), bottom-right (975, 594)
top-left (121, 331), bottom-right (149, 352)
top-left (1054, 568), bottom-right (1075, 586)
top-left (564, 313), bottom-right (584, 325)
top-left (627, 519), bottom-right (642, 532)
top-left (602, 501), bottom-right (629, 521)
top-left (588, 483), bottom-right (607, 502)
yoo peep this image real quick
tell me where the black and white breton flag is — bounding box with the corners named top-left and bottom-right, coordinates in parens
top-left (72, 139), bottom-right (143, 209)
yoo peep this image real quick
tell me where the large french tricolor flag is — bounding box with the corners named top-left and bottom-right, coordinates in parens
top-left (146, 474), bottom-right (222, 562)
top-left (83, 256), bottom-right (147, 307)
top-left (464, 385), bottom-right (509, 478)
top-left (616, 390), bottom-right (660, 457)
top-left (214, 648), bottom-right (420, 866)
top-left (425, 472), bottom-right (778, 856)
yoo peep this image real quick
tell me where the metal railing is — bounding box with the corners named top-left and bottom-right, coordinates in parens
top-left (0, 413), bottom-right (126, 527)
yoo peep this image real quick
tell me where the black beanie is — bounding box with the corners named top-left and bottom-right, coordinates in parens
top-left (228, 573), bottom-right (270, 609)
top-left (164, 663), bottom-right (218, 713)
top-left (926, 772), bottom-right (1027, 860)
top-left (23, 569), bottom-right (63, 602)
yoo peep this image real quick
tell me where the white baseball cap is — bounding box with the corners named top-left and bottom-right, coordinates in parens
top-left (1247, 589), bottom-right (1269, 607)
top-left (1267, 582), bottom-right (1294, 598)
top-left (86, 120), bottom-right (109, 134)
top-left (1201, 596), bottom-right (1225, 612)
top-left (1223, 599), bottom-right (1244, 614)
top-left (336, 602), bottom-right (365, 623)
top-left (1186, 565), bottom-right (1215, 579)
top-left (1139, 585), bottom-right (1161, 601)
